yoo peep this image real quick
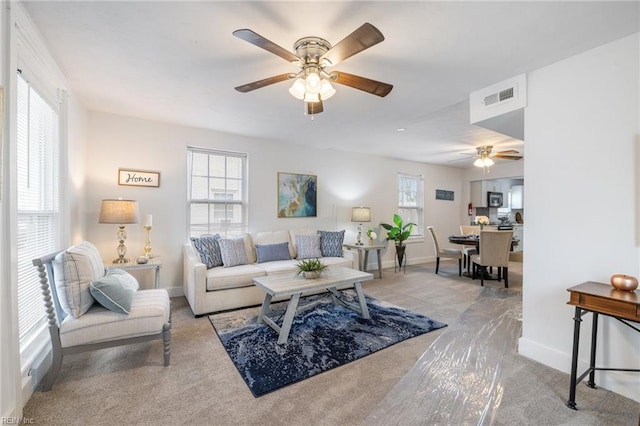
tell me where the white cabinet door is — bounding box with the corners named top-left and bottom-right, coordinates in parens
top-left (511, 185), bottom-right (524, 209)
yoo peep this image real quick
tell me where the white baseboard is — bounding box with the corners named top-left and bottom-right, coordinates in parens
top-left (519, 336), bottom-right (640, 402)
top-left (166, 286), bottom-right (184, 298)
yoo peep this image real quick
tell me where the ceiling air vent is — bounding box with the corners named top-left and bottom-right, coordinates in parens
top-left (483, 87), bottom-right (514, 106)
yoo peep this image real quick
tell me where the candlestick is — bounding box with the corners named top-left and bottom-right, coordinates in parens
top-left (143, 225), bottom-right (153, 259)
top-left (145, 214), bottom-right (153, 227)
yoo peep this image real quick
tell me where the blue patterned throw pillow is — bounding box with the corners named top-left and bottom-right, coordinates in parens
top-left (190, 234), bottom-right (223, 269)
top-left (255, 242), bottom-right (291, 263)
top-left (318, 230), bottom-right (345, 257)
top-left (296, 235), bottom-right (322, 259)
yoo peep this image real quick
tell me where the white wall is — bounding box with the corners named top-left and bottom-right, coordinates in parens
top-left (520, 33), bottom-right (640, 401)
top-left (84, 112), bottom-right (466, 294)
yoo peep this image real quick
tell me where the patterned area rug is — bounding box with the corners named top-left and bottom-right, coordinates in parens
top-left (209, 291), bottom-right (447, 397)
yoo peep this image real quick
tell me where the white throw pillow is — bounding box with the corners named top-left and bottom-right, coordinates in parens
top-left (53, 241), bottom-right (105, 318)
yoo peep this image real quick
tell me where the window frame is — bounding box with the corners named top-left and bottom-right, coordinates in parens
top-left (187, 147), bottom-right (248, 238)
top-left (397, 172), bottom-right (424, 240)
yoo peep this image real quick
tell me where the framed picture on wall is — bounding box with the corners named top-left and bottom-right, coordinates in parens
top-left (118, 169), bottom-right (160, 187)
top-left (277, 172), bottom-right (317, 218)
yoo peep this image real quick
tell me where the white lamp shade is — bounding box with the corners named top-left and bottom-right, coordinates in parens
top-left (99, 199), bottom-right (139, 224)
top-left (351, 207), bottom-right (371, 223)
top-left (320, 79), bottom-right (336, 100)
top-left (289, 78), bottom-right (306, 100)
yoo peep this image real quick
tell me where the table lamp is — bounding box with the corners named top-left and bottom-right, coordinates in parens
top-left (351, 206), bottom-right (371, 246)
top-left (99, 199), bottom-right (139, 264)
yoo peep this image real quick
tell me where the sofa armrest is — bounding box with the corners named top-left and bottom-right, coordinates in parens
top-left (183, 243), bottom-right (207, 315)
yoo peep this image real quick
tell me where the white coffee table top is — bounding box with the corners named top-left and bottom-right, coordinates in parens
top-left (253, 266), bottom-right (373, 298)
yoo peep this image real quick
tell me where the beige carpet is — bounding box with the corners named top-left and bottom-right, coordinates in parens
top-left (23, 257), bottom-right (640, 425)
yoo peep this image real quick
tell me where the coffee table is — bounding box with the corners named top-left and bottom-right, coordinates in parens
top-left (253, 266), bottom-right (374, 344)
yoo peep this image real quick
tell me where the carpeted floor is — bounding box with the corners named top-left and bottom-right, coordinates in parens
top-left (210, 292), bottom-right (446, 396)
top-left (22, 256), bottom-right (640, 425)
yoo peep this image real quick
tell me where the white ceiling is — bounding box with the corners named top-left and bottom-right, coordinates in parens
top-left (21, 1), bottom-right (640, 167)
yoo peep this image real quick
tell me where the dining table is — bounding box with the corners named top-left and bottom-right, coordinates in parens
top-left (448, 234), bottom-right (519, 280)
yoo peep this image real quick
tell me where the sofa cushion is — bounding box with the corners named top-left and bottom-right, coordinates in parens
top-left (256, 259), bottom-right (300, 275)
top-left (52, 241), bottom-right (105, 319)
top-left (318, 230), bottom-right (345, 257)
top-left (59, 289), bottom-right (170, 348)
top-left (219, 237), bottom-right (249, 267)
top-left (296, 234), bottom-right (322, 259)
top-left (205, 264), bottom-right (267, 291)
top-left (252, 230), bottom-right (295, 259)
top-left (255, 242), bottom-right (291, 263)
top-left (190, 234), bottom-right (223, 268)
top-left (90, 269), bottom-right (139, 314)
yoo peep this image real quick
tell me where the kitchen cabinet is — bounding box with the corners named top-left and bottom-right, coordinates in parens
top-left (511, 185), bottom-right (524, 209)
top-left (470, 181), bottom-right (485, 207)
top-left (471, 180), bottom-right (509, 208)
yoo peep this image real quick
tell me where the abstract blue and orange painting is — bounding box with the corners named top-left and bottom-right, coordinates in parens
top-left (277, 173), bottom-right (317, 217)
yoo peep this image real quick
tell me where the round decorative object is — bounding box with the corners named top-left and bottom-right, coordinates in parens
top-left (610, 274), bottom-right (638, 291)
top-left (136, 256), bottom-right (149, 264)
top-left (303, 271), bottom-right (320, 279)
top-left (368, 238), bottom-right (374, 246)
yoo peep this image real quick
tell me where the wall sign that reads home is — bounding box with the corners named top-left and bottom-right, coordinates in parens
top-left (435, 189), bottom-right (454, 201)
top-left (118, 169), bottom-right (160, 187)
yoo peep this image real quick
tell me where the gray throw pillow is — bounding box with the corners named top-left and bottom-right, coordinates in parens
top-left (89, 269), bottom-right (139, 314)
top-left (218, 237), bottom-right (249, 267)
top-left (318, 230), bottom-right (345, 257)
top-left (296, 234), bottom-right (322, 259)
top-left (190, 234), bottom-right (223, 268)
top-left (255, 242), bottom-right (291, 263)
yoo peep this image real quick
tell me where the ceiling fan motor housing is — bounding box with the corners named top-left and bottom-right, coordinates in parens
top-left (293, 37), bottom-right (332, 67)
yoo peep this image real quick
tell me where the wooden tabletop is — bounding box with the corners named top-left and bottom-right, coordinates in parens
top-left (567, 281), bottom-right (639, 322)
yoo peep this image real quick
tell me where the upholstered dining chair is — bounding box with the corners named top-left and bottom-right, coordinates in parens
top-left (459, 225), bottom-right (481, 272)
top-left (427, 226), bottom-right (462, 276)
top-left (470, 230), bottom-right (513, 288)
top-left (32, 241), bottom-right (171, 391)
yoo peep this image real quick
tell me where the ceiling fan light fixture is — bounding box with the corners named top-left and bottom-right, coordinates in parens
top-left (305, 72), bottom-right (321, 93)
top-left (288, 78), bottom-right (306, 100)
top-left (484, 157), bottom-right (494, 167)
top-left (319, 79), bottom-right (336, 100)
top-left (473, 158), bottom-right (484, 168)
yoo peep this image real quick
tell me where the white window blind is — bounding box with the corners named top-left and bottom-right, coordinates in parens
top-left (16, 71), bottom-right (60, 344)
top-left (398, 173), bottom-right (424, 237)
top-left (188, 148), bottom-right (247, 238)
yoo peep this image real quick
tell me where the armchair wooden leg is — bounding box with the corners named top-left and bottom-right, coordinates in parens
top-left (480, 266), bottom-right (485, 287)
top-left (163, 323), bottom-right (171, 366)
top-left (435, 257), bottom-right (440, 274)
top-left (458, 258), bottom-right (462, 276)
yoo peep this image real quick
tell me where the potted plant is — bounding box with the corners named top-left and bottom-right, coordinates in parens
top-left (296, 258), bottom-right (328, 279)
top-left (381, 213), bottom-right (415, 268)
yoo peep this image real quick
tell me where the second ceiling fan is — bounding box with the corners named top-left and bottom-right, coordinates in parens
top-left (233, 23), bottom-right (393, 115)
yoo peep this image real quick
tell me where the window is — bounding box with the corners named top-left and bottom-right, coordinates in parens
top-left (16, 71), bottom-right (60, 345)
top-left (188, 148), bottom-right (247, 237)
top-left (397, 173), bottom-right (424, 237)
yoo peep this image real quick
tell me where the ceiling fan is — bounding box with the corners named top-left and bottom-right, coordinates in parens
top-left (233, 23), bottom-right (393, 115)
top-left (473, 145), bottom-right (523, 168)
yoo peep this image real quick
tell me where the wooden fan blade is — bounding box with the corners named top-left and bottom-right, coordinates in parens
top-left (493, 154), bottom-right (523, 160)
top-left (234, 73), bottom-right (294, 93)
top-left (496, 150), bottom-right (519, 155)
top-left (320, 23), bottom-right (385, 66)
top-left (233, 29), bottom-right (300, 63)
top-left (330, 71), bottom-right (393, 97)
top-left (306, 100), bottom-right (323, 114)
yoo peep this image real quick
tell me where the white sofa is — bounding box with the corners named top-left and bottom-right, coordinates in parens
top-left (183, 229), bottom-right (354, 316)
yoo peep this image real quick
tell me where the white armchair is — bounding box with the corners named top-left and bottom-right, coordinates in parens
top-left (32, 242), bottom-right (171, 391)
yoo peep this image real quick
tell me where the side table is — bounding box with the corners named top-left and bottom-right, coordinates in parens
top-left (106, 257), bottom-right (162, 289)
top-left (343, 243), bottom-right (385, 279)
top-left (566, 282), bottom-right (639, 410)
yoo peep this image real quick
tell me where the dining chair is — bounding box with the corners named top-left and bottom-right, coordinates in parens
top-left (427, 226), bottom-right (462, 276)
top-left (459, 225), bottom-right (480, 272)
top-left (470, 230), bottom-right (513, 287)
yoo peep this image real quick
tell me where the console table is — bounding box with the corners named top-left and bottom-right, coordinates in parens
top-left (566, 282), bottom-right (639, 410)
top-left (343, 243), bottom-right (384, 279)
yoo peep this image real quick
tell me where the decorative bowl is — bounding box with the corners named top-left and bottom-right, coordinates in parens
top-left (610, 274), bottom-right (638, 291)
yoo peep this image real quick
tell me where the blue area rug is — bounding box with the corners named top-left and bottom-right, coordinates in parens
top-left (209, 291), bottom-right (447, 397)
